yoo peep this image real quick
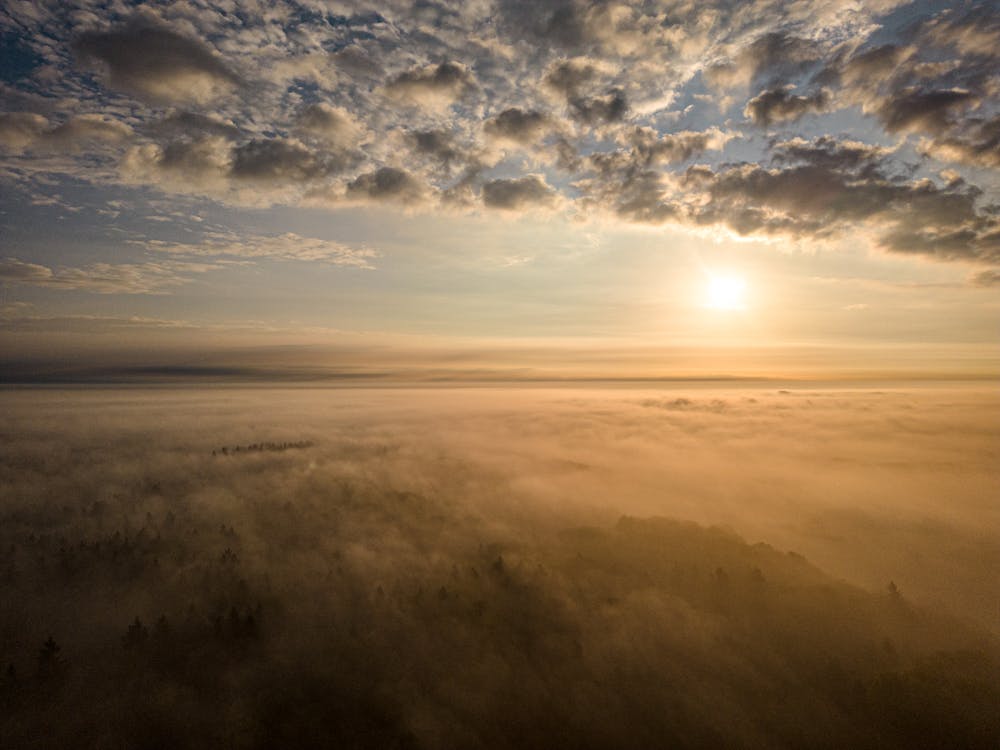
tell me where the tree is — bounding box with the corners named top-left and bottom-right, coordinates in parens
top-left (123, 617), bottom-right (149, 649)
top-left (37, 636), bottom-right (64, 680)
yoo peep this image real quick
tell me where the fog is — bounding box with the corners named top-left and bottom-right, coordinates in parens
top-left (1, 384), bottom-right (997, 748)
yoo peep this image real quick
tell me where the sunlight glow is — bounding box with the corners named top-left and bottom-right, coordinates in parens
top-left (706, 275), bottom-right (747, 310)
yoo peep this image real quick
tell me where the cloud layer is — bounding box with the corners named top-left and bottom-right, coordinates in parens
top-left (0, 0), bottom-right (999, 283)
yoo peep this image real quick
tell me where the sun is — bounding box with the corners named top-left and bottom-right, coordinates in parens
top-left (705, 275), bottom-right (747, 310)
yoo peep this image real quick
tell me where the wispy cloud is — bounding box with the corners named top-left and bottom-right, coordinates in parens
top-left (0, 256), bottom-right (221, 294)
top-left (146, 232), bottom-right (379, 269)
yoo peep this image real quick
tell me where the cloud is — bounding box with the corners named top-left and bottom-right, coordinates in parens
top-left (1, 0), bottom-right (998, 269)
top-left (572, 127), bottom-right (732, 223)
top-left (919, 115), bottom-right (1000, 168)
top-left (770, 135), bottom-right (890, 174)
top-left (670, 137), bottom-right (1000, 263)
top-left (294, 103), bottom-right (360, 149)
top-left (383, 61), bottom-right (474, 107)
top-left (569, 88), bottom-right (628, 125)
top-left (495, 0), bottom-right (595, 51)
top-left (580, 164), bottom-right (677, 224)
top-left (151, 111), bottom-right (241, 140)
top-left (494, 0), bottom-right (675, 56)
top-left (345, 167), bottom-right (427, 204)
top-left (542, 58), bottom-right (627, 125)
top-left (813, 8), bottom-right (999, 177)
top-left (330, 43), bottom-right (384, 78)
top-left (122, 136), bottom-right (232, 189)
top-left (969, 269), bottom-right (1000, 287)
top-left (405, 129), bottom-right (465, 168)
top-left (619, 126), bottom-right (733, 165)
top-left (73, 16), bottom-right (240, 103)
top-left (483, 108), bottom-right (554, 145)
top-left (230, 138), bottom-right (348, 183)
top-left (123, 133), bottom-right (359, 200)
top-left (825, 43), bottom-right (912, 89)
top-left (707, 31), bottom-right (825, 90)
top-left (544, 58), bottom-right (600, 97)
top-left (38, 114), bottom-right (132, 150)
top-left (922, 3), bottom-right (1000, 59)
top-left (148, 232), bottom-right (378, 269)
top-left (0, 257), bottom-right (52, 284)
top-left (874, 87), bottom-right (979, 135)
top-left (481, 174), bottom-right (556, 210)
top-left (0, 112), bottom-right (131, 153)
top-left (0, 112), bottom-right (47, 150)
top-left (745, 87), bottom-right (831, 126)
top-left (0, 257), bottom-right (218, 294)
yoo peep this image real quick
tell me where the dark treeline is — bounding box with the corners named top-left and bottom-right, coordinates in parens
top-left (2, 476), bottom-right (998, 748)
top-left (212, 440), bottom-right (314, 456)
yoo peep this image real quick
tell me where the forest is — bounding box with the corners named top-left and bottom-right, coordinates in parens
top-left (1, 386), bottom-right (997, 749)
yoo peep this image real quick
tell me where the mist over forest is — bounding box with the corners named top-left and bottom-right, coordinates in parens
top-left (1, 385), bottom-right (998, 749)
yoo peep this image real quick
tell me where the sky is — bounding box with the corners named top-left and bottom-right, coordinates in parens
top-left (1, 0), bottom-right (998, 380)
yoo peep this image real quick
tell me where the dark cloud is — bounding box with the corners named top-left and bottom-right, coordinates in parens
top-left (330, 43), bottom-right (384, 78)
top-left (383, 61), bottom-right (474, 106)
top-left (493, 0), bottom-right (674, 57)
top-left (482, 175), bottom-right (555, 210)
top-left (483, 108), bottom-right (553, 145)
top-left (707, 31), bottom-right (824, 90)
top-left (406, 129), bottom-right (463, 167)
top-left (742, 31), bottom-right (824, 85)
top-left (544, 59), bottom-right (599, 97)
top-left (822, 44), bottom-right (910, 89)
top-left (876, 87), bottom-right (979, 135)
top-left (125, 135), bottom-right (230, 186)
top-left (920, 115), bottom-right (1000, 168)
top-left (552, 136), bottom-right (582, 171)
top-left (569, 88), bottom-right (628, 125)
top-left (345, 167), bottom-right (426, 204)
top-left (574, 127), bottom-right (731, 223)
top-left (622, 126), bottom-right (731, 165)
top-left (293, 103), bottom-right (359, 148)
top-left (73, 16), bottom-right (240, 103)
top-left (810, 8), bottom-right (999, 184)
top-left (969, 268), bottom-right (1000, 286)
top-left (151, 111), bottom-right (241, 140)
top-left (495, 0), bottom-right (591, 51)
top-left (603, 168), bottom-right (677, 224)
top-left (770, 136), bottom-right (888, 176)
top-left (922, 2), bottom-right (1000, 59)
top-left (542, 59), bottom-right (627, 125)
top-left (231, 139), bottom-right (347, 183)
top-left (745, 87), bottom-right (831, 126)
top-left (672, 136), bottom-right (1000, 263)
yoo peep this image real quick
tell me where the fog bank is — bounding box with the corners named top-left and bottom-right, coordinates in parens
top-left (1, 384), bottom-right (997, 748)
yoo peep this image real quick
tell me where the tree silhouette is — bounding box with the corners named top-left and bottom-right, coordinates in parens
top-left (123, 617), bottom-right (149, 649)
top-left (37, 636), bottom-right (64, 680)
